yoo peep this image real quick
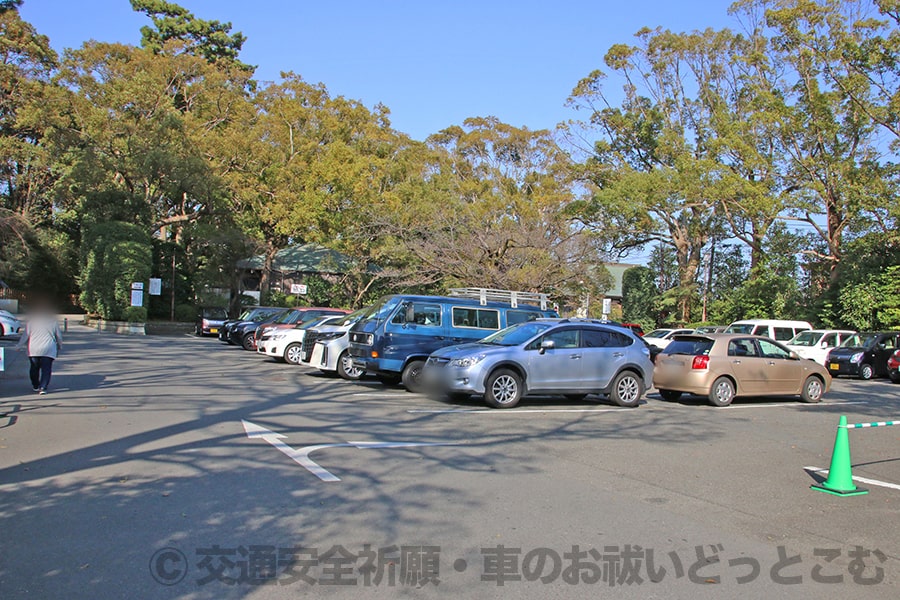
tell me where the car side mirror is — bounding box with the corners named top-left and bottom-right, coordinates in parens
top-left (820, 341), bottom-right (828, 348)
top-left (539, 340), bottom-right (555, 354)
top-left (790, 351), bottom-right (800, 360)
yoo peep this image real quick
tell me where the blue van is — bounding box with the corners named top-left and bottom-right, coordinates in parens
top-left (348, 291), bottom-right (558, 391)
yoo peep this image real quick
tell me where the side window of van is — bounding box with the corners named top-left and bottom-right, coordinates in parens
top-left (774, 327), bottom-right (794, 341)
top-left (392, 303), bottom-right (442, 327)
top-left (452, 307), bottom-right (500, 330)
top-left (821, 333), bottom-right (837, 347)
top-left (752, 325), bottom-right (767, 336)
top-left (507, 310), bottom-right (538, 325)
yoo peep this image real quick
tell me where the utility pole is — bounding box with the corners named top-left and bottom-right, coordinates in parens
top-left (170, 248), bottom-right (176, 322)
top-left (702, 239), bottom-right (716, 322)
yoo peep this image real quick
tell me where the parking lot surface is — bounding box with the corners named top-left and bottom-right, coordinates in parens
top-left (1, 326), bottom-right (899, 599)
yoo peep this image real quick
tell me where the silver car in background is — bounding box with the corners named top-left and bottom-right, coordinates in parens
top-left (302, 307), bottom-right (371, 379)
top-left (422, 319), bottom-right (654, 408)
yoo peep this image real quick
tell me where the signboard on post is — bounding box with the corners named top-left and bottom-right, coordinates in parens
top-left (131, 281), bottom-right (144, 307)
top-left (149, 278), bottom-right (162, 296)
top-left (290, 284), bottom-right (308, 295)
top-left (601, 298), bottom-right (612, 318)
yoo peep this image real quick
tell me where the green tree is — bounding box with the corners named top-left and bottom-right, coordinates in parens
top-left (79, 221), bottom-right (152, 320)
top-left (621, 266), bottom-right (658, 330)
top-left (130, 0), bottom-right (251, 71)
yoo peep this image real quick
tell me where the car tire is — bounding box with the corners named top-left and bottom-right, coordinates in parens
top-left (800, 375), bottom-right (824, 403)
top-left (890, 371), bottom-right (900, 384)
top-left (859, 363), bottom-right (874, 380)
top-left (485, 369), bottom-right (523, 409)
top-left (242, 333), bottom-right (256, 351)
top-left (658, 389), bottom-right (682, 402)
top-left (284, 343), bottom-right (303, 365)
top-left (337, 350), bottom-right (363, 380)
top-left (610, 371), bottom-right (643, 407)
top-left (708, 377), bottom-right (735, 407)
top-left (401, 360), bottom-right (427, 393)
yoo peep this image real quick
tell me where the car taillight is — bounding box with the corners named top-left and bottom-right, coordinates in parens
top-left (202, 319), bottom-right (209, 327)
top-left (692, 355), bottom-right (710, 370)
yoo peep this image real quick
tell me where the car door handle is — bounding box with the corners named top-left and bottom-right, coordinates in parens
top-left (570, 354), bottom-right (582, 359)
top-left (767, 361), bottom-right (777, 366)
top-left (434, 336), bottom-right (445, 340)
top-left (613, 352), bottom-right (624, 358)
top-left (732, 360), bottom-right (741, 364)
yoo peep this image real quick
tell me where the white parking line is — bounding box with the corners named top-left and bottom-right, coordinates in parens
top-left (407, 408), bottom-right (629, 415)
top-left (349, 392), bottom-right (415, 398)
top-left (804, 467), bottom-right (900, 492)
top-left (718, 401), bottom-right (869, 410)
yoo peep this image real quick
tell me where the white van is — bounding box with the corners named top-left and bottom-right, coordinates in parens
top-left (785, 329), bottom-right (857, 366)
top-left (724, 319), bottom-right (813, 342)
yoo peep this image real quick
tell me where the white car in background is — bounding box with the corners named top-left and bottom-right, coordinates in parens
top-left (786, 329), bottom-right (857, 366)
top-left (301, 307), bottom-right (371, 380)
top-left (0, 310), bottom-right (23, 337)
top-left (642, 328), bottom-right (695, 350)
top-left (256, 315), bottom-right (343, 364)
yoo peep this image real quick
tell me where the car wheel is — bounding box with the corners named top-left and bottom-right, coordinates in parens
top-left (859, 363), bottom-right (874, 380)
top-left (610, 371), bottom-right (643, 407)
top-left (485, 369), bottom-right (523, 409)
top-left (800, 375), bottom-right (824, 403)
top-left (658, 389), bottom-right (682, 402)
top-left (337, 350), bottom-right (364, 380)
top-left (564, 394), bottom-right (588, 401)
top-left (241, 333), bottom-right (256, 351)
top-left (708, 377), bottom-right (735, 407)
top-left (890, 371), bottom-right (900, 384)
top-left (401, 360), bottom-right (427, 393)
top-left (284, 343), bottom-right (303, 365)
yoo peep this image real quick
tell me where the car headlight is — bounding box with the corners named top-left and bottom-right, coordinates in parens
top-left (450, 354), bottom-right (487, 368)
top-left (851, 352), bottom-right (864, 363)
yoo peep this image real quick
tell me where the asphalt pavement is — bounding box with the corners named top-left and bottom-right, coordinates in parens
top-left (1, 325), bottom-right (899, 599)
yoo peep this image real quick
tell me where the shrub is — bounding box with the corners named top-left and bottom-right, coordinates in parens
top-left (174, 303), bottom-right (196, 323)
top-left (123, 306), bottom-right (147, 323)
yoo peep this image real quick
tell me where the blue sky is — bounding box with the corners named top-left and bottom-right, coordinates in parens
top-left (20, 0), bottom-right (738, 142)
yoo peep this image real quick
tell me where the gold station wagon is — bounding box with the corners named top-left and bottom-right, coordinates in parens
top-left (652, 333), bottom-right (832, 407)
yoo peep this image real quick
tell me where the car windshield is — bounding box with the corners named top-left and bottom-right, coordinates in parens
top-left (645, 329), bottom-right (672, 338)
top-left (664, 337), bottom-right (714, 356)
top-left (481, 322), bottom-right (554, 346)
top-left (237, 309), bottom-right (252, 320)
top-left (335, 307), bottom-right (369, 327)
top-left (724, 324), bottom-right (754, 334)
top-left (840, 333), bottom-right (878, 349)
top-left (360, 296), bottom-right (402, 324)
top-left (272, 310), bottom-right (300, 324)
top-left (788, 331), bottom-right (822, 346)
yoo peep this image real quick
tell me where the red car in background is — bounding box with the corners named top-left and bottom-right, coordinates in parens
top-left (252, 307), bottom-right (350, 349)
top-left (622, 323), bottom-right (644, 337)
top-left (888, 349), bottom-right (900, 383)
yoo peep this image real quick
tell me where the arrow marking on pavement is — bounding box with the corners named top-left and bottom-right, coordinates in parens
top-left (242, 420), bottom-right (462, 482)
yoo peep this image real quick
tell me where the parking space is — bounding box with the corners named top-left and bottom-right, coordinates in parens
top-left (1, 329), bottom-right (899, 598)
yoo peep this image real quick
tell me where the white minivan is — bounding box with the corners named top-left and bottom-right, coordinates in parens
top-left (724, 319), bottom-right (813, 342)
top-left (786, 329), bottom-right (857, 366)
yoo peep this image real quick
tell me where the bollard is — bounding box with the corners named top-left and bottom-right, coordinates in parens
top-left (64, 318), bottom-right (68, 333)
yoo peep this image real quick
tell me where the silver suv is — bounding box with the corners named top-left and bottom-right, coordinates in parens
top-left (422, 319), bottom-right (653, 408)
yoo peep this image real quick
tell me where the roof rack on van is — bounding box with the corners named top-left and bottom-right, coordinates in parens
top-left (448, 287), bottom-right (550, 310)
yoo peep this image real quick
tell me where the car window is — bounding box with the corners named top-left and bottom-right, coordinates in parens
top-left (452, 307), bottom-right (500, 330)
top-left (665, 337), bottom-right (713, 356)
top-left (751, 325), bottom-right (768, 336)
top-left (582, 328), bottom-right (633, 348)
top-left (821, 333), bottom-right (837, 347)
top-left (528, 328), bottom-right (580, 350)
top-left (758, 339), bottom-right (791, 359)
top-left (728, 339), bottom-right (759, 357)
top-left (774, 327), bottom-right (794, 341)
top-left (506, 310), bottom-right (539, 325)
top-left (392, 303), bottom-right (442, 326)
top-left (882, 335), bottom-right (897, 350)
top-left (645, 329), bottom-right (671, 338)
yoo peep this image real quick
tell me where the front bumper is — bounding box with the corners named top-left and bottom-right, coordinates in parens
top-left (825, 359), bottom-right (861, 377)
top-left (421, 359), bottom-right (487, 395)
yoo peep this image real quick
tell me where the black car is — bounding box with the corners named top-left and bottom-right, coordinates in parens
top-left (825, 331), bottom-right (900, 380)
top-left (195, 307), bottom-right (228, 336)
top-left (219, 307), bottom-right (288, 345)
top-left (228, 307), bottom-right (292, 350)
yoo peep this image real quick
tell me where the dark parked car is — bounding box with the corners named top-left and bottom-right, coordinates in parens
top-left (220, 307), bottom-right (289, 346)
top-left (252, 307), bottom-right (350, 350)
top-left (826, 331), bottom-right (900, 380)
top-left (195, 307), bottom-right (227, 336)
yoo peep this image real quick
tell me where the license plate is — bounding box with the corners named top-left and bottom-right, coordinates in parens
top-left (210, 328), bottom-right (218, 334)
top-left (829, 363), bottom-right (839, 371)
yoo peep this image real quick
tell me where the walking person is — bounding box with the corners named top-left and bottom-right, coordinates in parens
top-left (16, 302), bottom-right (62, 395)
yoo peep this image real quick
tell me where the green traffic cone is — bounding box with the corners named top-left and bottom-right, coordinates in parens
top-left (811, 415), bottom-right (868, 496)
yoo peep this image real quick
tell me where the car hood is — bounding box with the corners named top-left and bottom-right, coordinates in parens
top-left (829, 346), bottom-right (868, 356)
top-left (430, 342), bottom-right (508, 360)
